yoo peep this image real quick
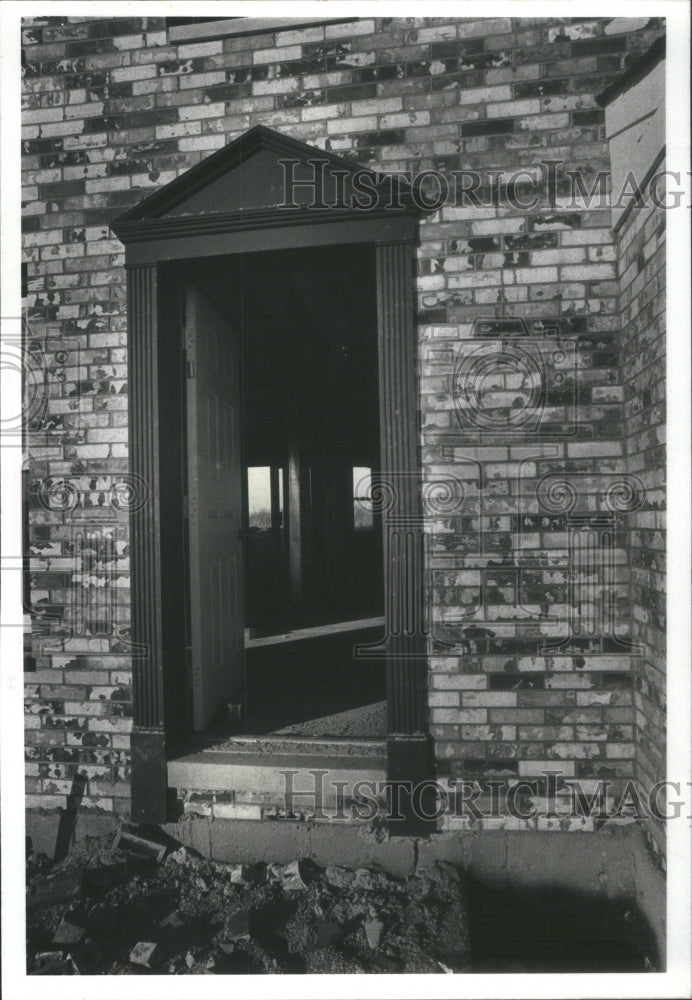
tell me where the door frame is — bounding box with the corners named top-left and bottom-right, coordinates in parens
top-left (114, 147), bottom-right (431, 830)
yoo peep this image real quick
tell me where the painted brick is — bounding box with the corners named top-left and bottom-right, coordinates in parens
top-left (111, 65), bottom-right (157, 83)
top-left (327, 115), bottom-right (378, 135)
top-left (458, 19), bottom-right (512, 38)
top-left (20, 14), bottom-right (666, 826)
top-left (561, 262), bottom-right (617, 281)
top-left (253, 45), bottom-right (302, 65)
top-left (431, 674), bottom-right (487, 690)
top-left (487, 99), bottom-right (541, 118)
top-left (429, 692), bottom-right (460, 708)
top-left (325, 20), bottom-right (376, 39)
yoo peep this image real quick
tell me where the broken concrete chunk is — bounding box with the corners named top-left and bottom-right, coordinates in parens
top-left (266, 862), bottom-right (283, 882)
top-left (64, 952), bottom-right (87, 975)
top-left (33, 951), bottom-right (74, 975)
top-left (112, 827), bottom-right (167, 863)
top-left (27, 869), bottom-right (82, 909)
top-left (324, 865), bottom-right (355, 888)
top-left (267, 858), bottom-right (315, 890)
top-left (52, 915), bottom-right (86, 946)
top-left (354, 868), bottom-right (376, 890)
top-left (185, 951), bottom-right (195, 969)
top-left (159, 909), bottom-right (185, 928)
top-left (280, 860), bottom-right (308, 891)
top-left (166, 846), bottom-right (188, 864)
top-left (229, 863), bottom-right (255, 885)
top-left (364, 916), bottom-right (384, 949)
top-left (129, 941), bottom-right (160, 968)
top-left (223, 907), bottom-right (250, 942)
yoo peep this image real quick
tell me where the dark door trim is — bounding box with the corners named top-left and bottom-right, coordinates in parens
top-left (116, 132), bottom-right (431, 829)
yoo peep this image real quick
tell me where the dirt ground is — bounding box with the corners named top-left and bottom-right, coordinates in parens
top-left (26, 831), bottom-right (471, 975)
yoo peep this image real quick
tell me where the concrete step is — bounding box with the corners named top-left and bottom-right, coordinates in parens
top-left (168, 745), bottom-right (387, 822)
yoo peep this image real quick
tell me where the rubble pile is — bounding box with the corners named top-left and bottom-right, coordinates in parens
top-left (26, 833), bottom-right (471, 974)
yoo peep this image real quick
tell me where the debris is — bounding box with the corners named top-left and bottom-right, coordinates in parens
top-left (68, 937), bottom-right (102, 974)
top-left (166, 846), bottom-right (191, 865)
top-left (223, 907), bottom-right (250, 942)
top-left (281, 860), bottom-right (308, 891)
top-left (404, 900), bottom-right (425, 924)
top-left (266, 862), bottom-right (283, 883)
top-left (354, 868), bottom-right (376, 890)
top-left (24, 830), bottom-right (649, 975)
top-left (324, 865), bottom-right (355, 888)
top-left (370, 953), bottom-right (400, 972)
top-left (229, 863), bottom-right (256, 885)
top-left (364, 916), bottom-right (384, 950)
top-left (269, 858), bottom-right (315, 891)
top-left (52, 915), bottom-right (86, 946)
top-left (27, 870), bottom-right (83, 910)
top-left (316, 921), bottom-right (343, 949)
top-left (129, 942), bottom-right (160, 968)
top-left (112, 827), bottom-right (167, 863)
top-left (33, 951), bottom-right (74, 975)
top-left (65, 952), bottom-right (86, 975)
top-left (407, 874), bottom-right (433, 899)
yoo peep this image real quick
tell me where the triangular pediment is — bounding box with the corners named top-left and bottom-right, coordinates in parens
top-left (111, 125), bottom-right (418, 238)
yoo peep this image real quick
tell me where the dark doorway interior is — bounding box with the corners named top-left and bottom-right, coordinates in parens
top-left (176, 243), bottom-right (385, 738)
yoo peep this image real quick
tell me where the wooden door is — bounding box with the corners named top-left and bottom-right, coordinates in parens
top-left (185, 285), bottom-right (244, 730)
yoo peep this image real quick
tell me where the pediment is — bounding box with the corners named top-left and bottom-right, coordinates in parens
top-left (111, 125), bottom-right (418, 240)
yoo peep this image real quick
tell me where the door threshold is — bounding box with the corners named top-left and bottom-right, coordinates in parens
top-left (201, 734), bottom-right (386, 752)
top-left (244, 615), bottom-right (385, 648)
top-left (172, 732), bottom-right (386, 758)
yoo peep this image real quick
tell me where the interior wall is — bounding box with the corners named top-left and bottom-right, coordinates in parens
top-left (191, 245), bottom-right (383, 628)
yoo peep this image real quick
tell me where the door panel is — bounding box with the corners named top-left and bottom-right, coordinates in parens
top-left (185, 285), bottom-right (244, 730)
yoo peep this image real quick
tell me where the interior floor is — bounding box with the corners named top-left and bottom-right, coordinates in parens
top-left (244, 626), bottom-right (385, 736)
top-left (190, 626), bottom-right (386, 743)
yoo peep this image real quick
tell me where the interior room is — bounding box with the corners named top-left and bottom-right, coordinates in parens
top-left (183, 243), bottom-right (387, 740)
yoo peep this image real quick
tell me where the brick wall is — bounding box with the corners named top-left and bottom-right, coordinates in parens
top-left (619, 196), bottom-right (666, 851)
top-left (22, 15), bottom-right (665, 821)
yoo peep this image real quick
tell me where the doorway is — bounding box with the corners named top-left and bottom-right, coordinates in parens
top-left (166, 244), bottom-right (386, 740)
top-left (115, 124), bottom-right (430, 826)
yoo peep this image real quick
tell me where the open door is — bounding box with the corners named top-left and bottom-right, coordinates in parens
top-left (184, 285), bottom-right (244, 730)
